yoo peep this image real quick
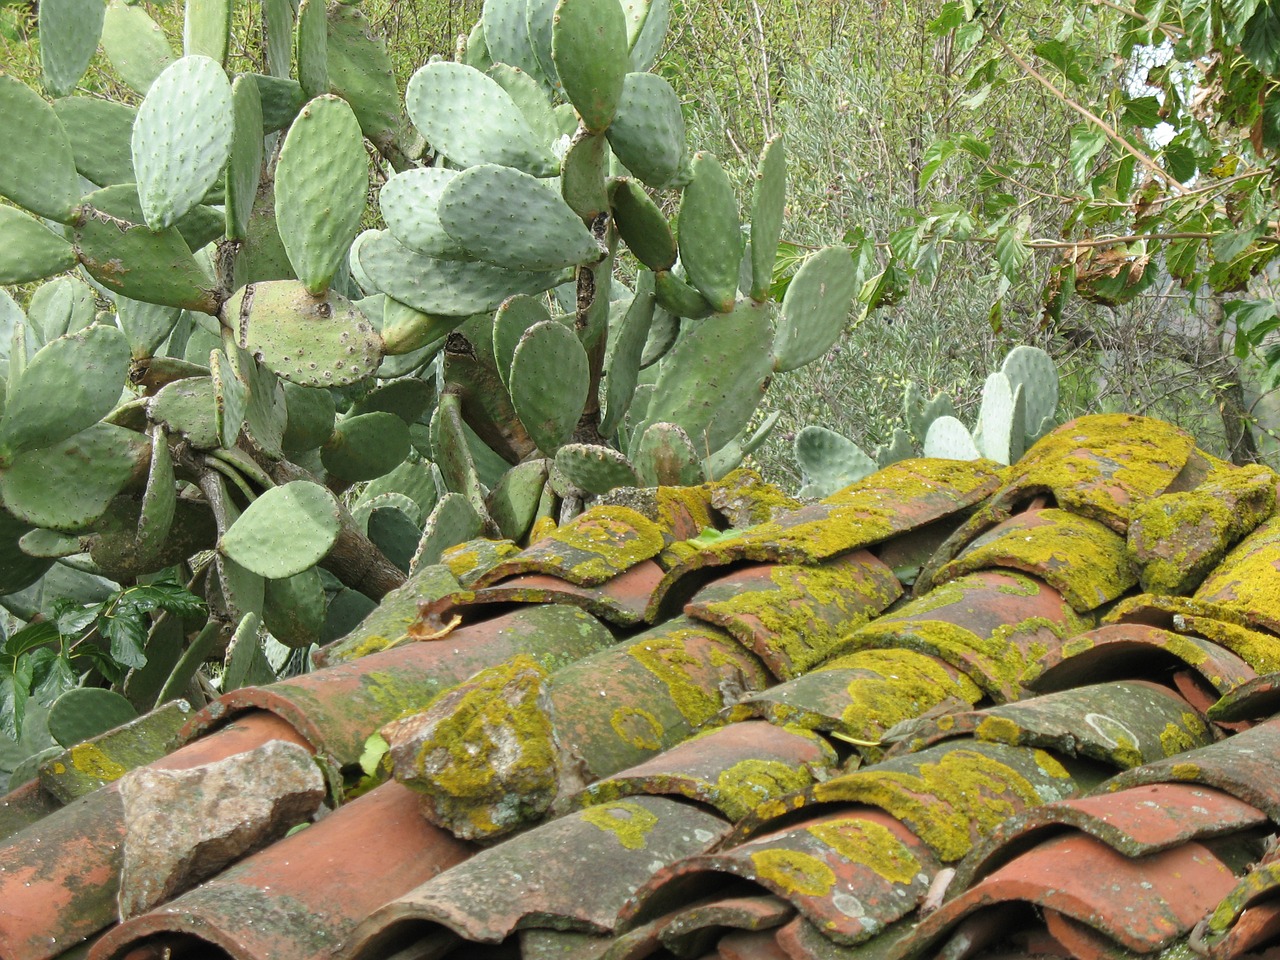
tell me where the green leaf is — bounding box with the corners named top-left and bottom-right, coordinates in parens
top-left (3, 622), bottom-right (62, 659)
top-left (994, 215), bottom-right (1031, 284)
top-left (102, 608), bottom-right (148, 670)
top-left (0, 656), bottom-right (34, 740)
top-left (1242, 0), bottom-right (1280, 74)
top-left (1122, 96), bottom-right (1162, 127)
top-left (1068, 125), bottom-right (1108, 182)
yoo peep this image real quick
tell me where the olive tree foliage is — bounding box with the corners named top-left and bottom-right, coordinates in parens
top-left (892, 0), bottom-right (1280, 460)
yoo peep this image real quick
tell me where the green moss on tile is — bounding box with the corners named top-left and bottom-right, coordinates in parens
top-left (1180, 617), bottom-right (1280, 673)
top-left (974, 715), bottom-right (1021, 744)
top-left (610, 705), bottom-right (664, 751)
top-left (1169, 761), bottom-right (1201, 780)
top-left (807, 818), bottom-right (921, 886)
top-left (581, 800), bottom-right (658, 850)
top-left (626, 628), bottom-right (741, 727)
top-left (1159, 717), bottom-right (1206, 758)
top-left (66, 743), bottom-right (127, 782)
top-left (713, 759), bottom-right (814, 821)
top-left (750, 848), bottom-right (836, 897)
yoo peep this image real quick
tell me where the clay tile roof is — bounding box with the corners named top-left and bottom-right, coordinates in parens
top-left (6, 414), bottom-right (1280, 960)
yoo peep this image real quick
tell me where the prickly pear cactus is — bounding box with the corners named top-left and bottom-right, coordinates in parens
top-left (795, 346), bottom-right (1060, 497)
top-left (0, 0), bottom-right (876, 749)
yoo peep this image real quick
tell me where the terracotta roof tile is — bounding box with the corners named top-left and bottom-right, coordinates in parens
top-left (9, 414), bottom-right (1280, 960)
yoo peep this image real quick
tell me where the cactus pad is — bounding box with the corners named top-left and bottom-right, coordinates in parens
top-left (321, 411), bottom-right (411, 482)
top-left (281, 382), bottom-right (337, 454)
top-left (552, 0), bottom-right (629, 133)
top-left (509, 319), bottom-right (589, 454)
top-left (0, 325), bottom-right (131, 461)
top-left (1000, 344), bottom-right (1058, 439)
top-left (439, 164), bottom-right (602, 272)
top-left (406, 62), bottom-right (558, 176)
top-left (639, 299), bottom-right (773, 454)
top-left (526, 0), bottom-right (561, 90)
top-left (482, 0), bottom-right (545, 81)
top-left (263, 567), bottom-right (326, 648)
top-left (555, 443), bottom-right (639, 494)
top-left (924, 415), bottom-right (982, 460)
top-left (677, 153), bottom-right (743, 312)
top-left (494, 295), bottom-right (554, 389)
top-left (487, 459), bottom-right (549, 542)
top-left (653, 269), bottom-right (713, 318)
top-left (624, 0), bottom-right (670, 70)
top-left (294, 0), bottom-right (329, 99)
top-left (184, 0), bottom-right (231, 62)
top-left (219, 480), bottom-right (341, 579)
top-left (225, 76), bottom-right (264, 242)
top-left (275, 95), bottom-right (368, 295)
top-left (132, 56), bottom-right (234, 231)
top-left (53, 97), bottom-right (137, 188)
top-left (211, 349), bottom-right (247, 449)
top-left (150, 376), bottom-right (220, 449)
top-left (0, 423), bottom-right (147, 531)
top-left (326, 6), bottom-right (401, 147)
top-left (601, 271), bottom-right (656, 436)
top-left (0, 76), bottom-right (82, 223)
top-left (606, 72), bottom-right (685, 188)
top-left (39, 0), bottom-right (106, 96)
top-left (48, 689), bottom-right (137, 748)
top-left (0, 208), bottom-right (78, 285)
top-left (561, 131), bottom-right (610, 220)
top-left (227, 280), bottom-right (383, 388)
top-left (414, 492), bottom-right (485, 571)
top-left (489, 63), bottom-right (560, 144)
top-left (381, 297), bottom-right (460, 357)
top-left (358, 230), bottom-right (562, 316)
top-left (101, 0), bottom-right (175, 94)
top-left (380, 167), bottom-right (470, 260)
top-left (773, 246), bottom-right (858, 373)
top-left (750, 135), bottom-right (786, 301)
top-left (632, 421), bottom-right (703, 486)
top-left (611, 178), bottom-right (677, 272)
top-left (794, 425), bottom-right (877, 497)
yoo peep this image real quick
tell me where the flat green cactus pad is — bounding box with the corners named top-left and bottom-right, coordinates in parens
top-left (625, 0), bottom-right (670, 71)
top-left (0, 423), bottom-right (148, 532)
top-left (211, 349), bottom-right (247, 449)
top-left (53, 97), bottom-right (137, 188)
top-left (639, 299), bottom-right (774, 455)
top-left (225, 76), bottom-right (264, 242)
top-left (750, 135), bottom-right (786, 302)
top-left (150, 376), bottom-right (220, 450)
top-left (924, 415), bottom-right (982, 460)
top-left (294, 0), bottom-right (329, 99)
top-left (0, 208), bottom-right (77, 285)
top-left (611, 178), bottom-right (677, 272)
top-left (132, 55), bottom-right (234, 231)
top-left (606, 72), bottom-right (685, 189)
top-left (48, 688), bottom-right (137, 748)
top-left (487, 459), bottom-right (549, 542)
top-left (494, 295), bottom-right (554, 389)
top-left (414, 492), bottom-right (485, 570)
top-left (74, 185), bottom-right (220, 314)
top-left (321, 411), bottom-right (411, 482)
top-left (633, 421), bottom-right (703, 486)
top-left (525, 0), bottom-right (561, 91)
top-left (219, 480), bottom-right (341, 579)
top-left (26, 277), bottom-right (94, 343)
top-left (276, 95), bottom-right (368, 295)
top-left (794, 425), bottom-right (877, 498)
top-left (380, 167), bottom-right (470, 260)
top-left (326, 5), bottom-right (401, 147)
top-left (281, 381), bottom-right (337, 455)
top-left (263, 567), bottom-right (326, 648)
top-left (552, 0), bottom-right (629, 133)
top-left (0, 76), bottom-right (82, 224)
top-left (677, 152), bottom-right (743, 313)
top-left (39, 0), bottom-right (106, 96)
top-left (484, 0), bottom-right (546, 79)
top-left (380, 297), bottom-right (460, 357)
top-left (489, 64), bottom-right (560, 144)
top-left (509, 319), bottom-right (590, 455)
top-left (555, 443), bottom-right (639, 495)
top-left (0, 324), bottom-right (131, 461)
top-left (358, 230), bottom-right (562, 316)
top-left (228, 280), bottom-right (384, 388)
top-left (601, 271), bottom-right (656, 437)
top-left (439, 164), bottom-right (602, 272)
top-left (405, 61), bottom-right (558, 176)
top-left (772, 245), bottom-right (858, 373)
top-left (101, 0), bottom-right (176, 95)
top-left (115, 295), bottom-right (186, 358)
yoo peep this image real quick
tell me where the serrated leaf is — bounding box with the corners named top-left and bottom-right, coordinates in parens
top-left (994, 216), bottom-right (1031, 284)
top-left (1068, 125), bottom-right (1108, 183)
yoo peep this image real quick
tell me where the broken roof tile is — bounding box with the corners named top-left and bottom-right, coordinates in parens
top-left (1127, 463), bottom-right (1275, 595)
top-left (345, 796), bottom-right (729, 957)
top-left (683, 551), bottom-right (903, 680)
top-left (90, 781), bottom-right (473, 960)
top-left (952, 783), bottom-right (1269, 893)
top-left (980, 413), bottom-right (1198, 531)
top-left (880, 680), bottom-right (1212, 769)
top-left (738, 648), bottom-right (983, 760)
top-left (625, 808), bottom-right (941, 946)
top-left (1029, 623), bottom-right (1258, 701)
top-left (570, 721), bottom-right (837, 822)
top-left (472, 507), bottom-right (666, 587)
top-left (925, 508), bottom-right (1136, 612)
top-left (904, 833), bottom-right (1237, 958)
top-left (180, 603), bottom-right (616, 768)
top-left (839, 570), bottom-right (1091, 703)
top-left (657, 893), bottom-right (794, 958)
